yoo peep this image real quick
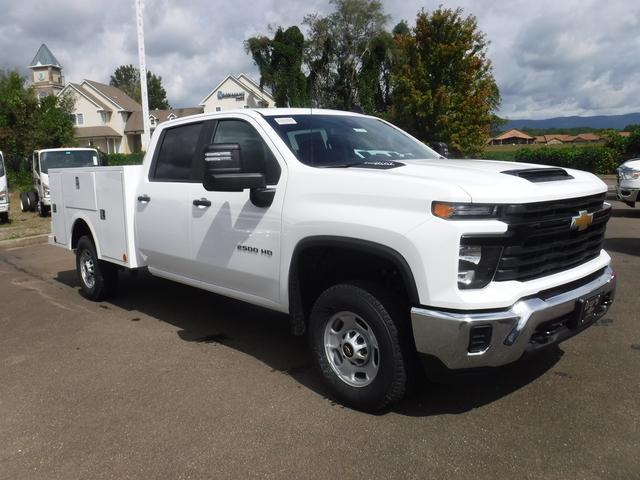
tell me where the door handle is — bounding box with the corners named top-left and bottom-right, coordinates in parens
top-left (193, 198), bottom-right (211, 207)
top-left (137, 194), bottom-right (151, 203)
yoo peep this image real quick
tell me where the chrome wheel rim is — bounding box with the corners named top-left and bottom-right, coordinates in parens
top-left (323, 311), bottom-right (380, 387)
top-left (80, 250), bottom-right (96, 289)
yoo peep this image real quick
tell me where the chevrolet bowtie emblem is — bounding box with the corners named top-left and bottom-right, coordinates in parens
top-left (571, 210), bottom-right (593, 231)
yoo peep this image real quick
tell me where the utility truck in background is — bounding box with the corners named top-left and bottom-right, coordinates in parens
top-left (49, 109), bottom-right (616, 411)
top-left (0, 150), bottom-right (9, 223)
top-left (21, 148), bottom-right (100, 216)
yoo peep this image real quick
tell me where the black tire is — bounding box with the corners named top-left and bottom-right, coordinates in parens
top-left (37, 201), bottom-right (48, 217)
top-left (308, 282), bottom-right (409, 411)
top-left (20, 192), bottom-right (29, 212)
top-left (26, 192), bottom-right (37, 212)
top-left (0, 212), bottom-right (8, 223)
top-left (75, 235), bottom-right (118, 301)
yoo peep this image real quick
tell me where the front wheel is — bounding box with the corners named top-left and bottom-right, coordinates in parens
top-left (76, 235), bottom-right (118, 301)
top-left (308, 283), bottom-right (409, 411)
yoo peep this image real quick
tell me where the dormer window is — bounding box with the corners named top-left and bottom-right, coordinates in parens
top-left (167, 113), bottom-right (177, 121)
top-left (149, 115), bottom-right (157, 127)
top-left (101, 111), bottom-right (111, 124)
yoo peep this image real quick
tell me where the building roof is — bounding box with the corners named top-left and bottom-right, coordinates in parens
top-left (575, 133), bottom-right (600, 141)
top-left (29, 44), bottom-right (61, 68)
top-left (199, 74), bottom-right (274, 106)
top-left (124, 107), bottom-right (204, 133)
top-left (493, 129), bottom-right (534, 141)
top-left (82, 80), bottom-right (141, 112)
top-left (66, 83), bottom-right (113, 112)
top-left (73, 126), bottom-right (122, 139)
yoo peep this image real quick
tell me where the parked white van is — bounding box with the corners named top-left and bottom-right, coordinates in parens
top-left (0, 150), bottom-right (9, 223)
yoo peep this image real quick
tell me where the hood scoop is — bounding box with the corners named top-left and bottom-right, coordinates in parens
top-left (501, 167), bottom-right (574, 183)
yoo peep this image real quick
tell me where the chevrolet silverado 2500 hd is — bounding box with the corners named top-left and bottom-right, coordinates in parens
top-left (21, 147), bottom-right (100, 216)
top-left (49, 108), bottom-right (616, 410)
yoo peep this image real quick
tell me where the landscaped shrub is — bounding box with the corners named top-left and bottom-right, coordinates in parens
top-left (104, 152), bottom-right (145, 166)
top-left (515, 145), bottom-right (620, 174)
top-left (7, 168), bottom-right (32, 192)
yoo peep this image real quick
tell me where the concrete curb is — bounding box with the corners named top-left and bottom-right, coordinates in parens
top-left (0, 233), bottom-right (49, 250)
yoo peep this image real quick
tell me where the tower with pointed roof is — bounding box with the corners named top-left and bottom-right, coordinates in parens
top-left (28, 44), bottom-right (64, 98)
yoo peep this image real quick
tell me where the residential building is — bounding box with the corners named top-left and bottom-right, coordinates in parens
top-left (124, 107), bottom-right (203, 140)
top-left (489, 129), bottom-right (535, 145)
top-left (200, 73), bottom-right (275, 113)
top-left (58, 80), bottom-right (143, 153)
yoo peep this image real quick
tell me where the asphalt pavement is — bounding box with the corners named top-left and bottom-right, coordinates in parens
top-left (0, 200), bottom-right (638, 480)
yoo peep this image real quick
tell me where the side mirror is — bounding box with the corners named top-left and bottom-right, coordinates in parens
top-left (430, 142), bottom-right (449, 157)
top-left (202, 143), bottom-right (266, 192)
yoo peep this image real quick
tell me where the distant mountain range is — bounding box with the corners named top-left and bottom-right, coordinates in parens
top-left (502, 112), bottom-right (640, 131)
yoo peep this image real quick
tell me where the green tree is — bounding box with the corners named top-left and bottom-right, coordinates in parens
top-left (245, 26), bottom-right (309, 107)
top-left (110, 65), bottom-right (170, 110)
top-left (304, 0), bottom-right (390, 112)
top-left (0, 70), bottom-right (74, 167)
top-left (390, 7), bottom-right (500, 156)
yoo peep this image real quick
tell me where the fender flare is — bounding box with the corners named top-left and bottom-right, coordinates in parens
top-left (287, 235), bottom-right (420, 335)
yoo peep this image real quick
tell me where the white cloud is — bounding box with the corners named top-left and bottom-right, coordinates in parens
top-left (1, 0), bottom-right (639, 119)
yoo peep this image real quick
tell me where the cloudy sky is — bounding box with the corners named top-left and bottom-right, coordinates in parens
top-left (1, 0), bottom-right (639, 119)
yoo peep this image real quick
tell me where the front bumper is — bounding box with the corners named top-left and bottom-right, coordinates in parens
top-left (616, 186), bottom-right (639, 207)
top-left (411, 266), bottom-right (616, 370)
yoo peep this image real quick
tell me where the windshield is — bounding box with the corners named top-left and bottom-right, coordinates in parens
top-left (264, 114), bottom-right (440, 167)
top-left (40, 150), bottom-right (98, 174)
top-left (0, 153), bottom-right (4, 177)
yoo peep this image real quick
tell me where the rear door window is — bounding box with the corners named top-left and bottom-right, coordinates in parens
top-left (152, 122), bottom-right (204, 181)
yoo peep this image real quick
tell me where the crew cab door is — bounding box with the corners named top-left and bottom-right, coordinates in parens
top-left (186, 115), bottom-right (286, 305)
top-left (135, 121), bottom-right (207, 278)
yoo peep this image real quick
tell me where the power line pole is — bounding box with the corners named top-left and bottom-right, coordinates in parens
top-left (135, 0), bottom-right (151, 150)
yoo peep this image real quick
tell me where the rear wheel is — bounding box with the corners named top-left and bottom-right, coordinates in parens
top-left (26, 192), bottom-right (37, 212)
top-left (76, 235), bottom-right (118, 301)
top-left (308, 283), bottom-right (409, 411)
top-left (20, 192), bottom-right (29, 212)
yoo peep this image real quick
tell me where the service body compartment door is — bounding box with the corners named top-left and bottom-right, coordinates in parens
top-left (49, 172), bottom-right (67, 245)
top-left (95, 170), bottom-right (127, 262)
top-left (62, 171), bottom-right (97, 210)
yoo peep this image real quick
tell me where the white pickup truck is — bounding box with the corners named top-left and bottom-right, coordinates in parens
top-left (49, 108), bottom-right (616, 410)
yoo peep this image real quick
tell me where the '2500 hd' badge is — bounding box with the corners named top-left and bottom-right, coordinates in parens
top-left (237, 244), bottom-right (273, 257)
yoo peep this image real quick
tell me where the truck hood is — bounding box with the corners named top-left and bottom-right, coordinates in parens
top-left (375, 158), bottom-right (607, 203)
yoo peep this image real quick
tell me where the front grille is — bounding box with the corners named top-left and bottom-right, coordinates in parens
top-left (494, 193), bottom-right (610, 282)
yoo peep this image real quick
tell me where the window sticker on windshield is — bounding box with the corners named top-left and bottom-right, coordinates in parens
top-left (92, 156), bottom-right (98, 165)
top-left (353, 128), bottom-right (367, 133)
top-left (275, 117), bottom-right (297, 125)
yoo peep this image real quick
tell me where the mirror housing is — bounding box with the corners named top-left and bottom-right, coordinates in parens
top-left (202, 143), bottom-right (266, 192)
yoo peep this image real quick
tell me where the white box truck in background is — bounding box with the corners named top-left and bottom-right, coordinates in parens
top-left (21, 148), bottom-right (100, 216)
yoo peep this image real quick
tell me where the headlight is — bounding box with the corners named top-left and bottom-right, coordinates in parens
top-left (0, 189), bottom-right (6, 203)
top-left (620, 168), bottom-right (640, 180)
top-left (432, 201), bottom-right (500, 219)
top-left (458, 243), bottom-right (502, 289)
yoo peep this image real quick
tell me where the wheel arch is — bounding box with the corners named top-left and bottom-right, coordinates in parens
top-left (287, 235), bottom-right (420, 336)
top-left (70, 216), bottom-right (101, 257)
